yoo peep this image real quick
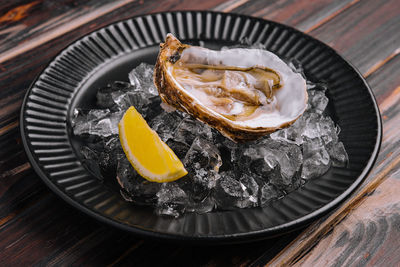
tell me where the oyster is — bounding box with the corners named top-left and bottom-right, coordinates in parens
top-left (154, 34), bottom-right (308, 142)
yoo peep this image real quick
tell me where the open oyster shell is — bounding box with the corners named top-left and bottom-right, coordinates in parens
top-left (154, 34), bottom-right (308, 142)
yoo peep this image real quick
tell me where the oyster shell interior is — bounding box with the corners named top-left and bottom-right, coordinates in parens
top-left (172, 63), bottom-right (281, 120)
top-left (154, 34), bottom-right (308, 142)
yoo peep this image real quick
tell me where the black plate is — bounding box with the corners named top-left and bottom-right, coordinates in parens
top-left (20, 11), bottom-right (381, 244)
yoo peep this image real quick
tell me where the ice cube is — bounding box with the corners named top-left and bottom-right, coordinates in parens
top-left (185, 195), bottom-right (215, 213)
top-left (174, 117), bottom-right (214, 146)
top-left (181, 137), bottom-right (222, 205)
top-left (251, 156), bottom-right (281, 180)
top-left (301, 137), bottom-right (331, 179)
top-left (116, 157), bottom-right (138, 193)
top-left (307, 81), bottom-right (328, 93)
top-left (270, 116), bottom-right (305, 145)
top-left (116, 158), bottom-right (161, 204)
top-left (166, 139), bottom-right (190, 160)
top-left (111, 90), bottom-right (154, 114)
top-left (220, 138), bottom-right (241, 164)
top-left (96, 79), bottom-right (160, 116)
top-left (308, 89), bottom-right (329, 114)
top-left (215, 142), bottom-right (236, 173)
top-left (80, 146), bottom-right (103, 179)
top-left (263, 140), bottom-right (303, 181)
top-left (143, 97), bottom-right (163, 121)
top-left (96, 84), bottom-right (116, 109)
top-left (259, 183), bottom-right (282, 206)
top-left (111, 81), bottom-right (133, 91)
top-left (72, 109), bottom-right (122, 137)
top-left (80, 146), bottom-right (97, 160)
top-left (286, 121), bottom-right (306, 145)
top-left (98, 136), bottom-right (124, 170)
top-left (241, 140), bottom-right (302, 189)
top-left (96, 81), bottom-right (133, 109)
top-left (78, 137), bottom-right (122, 178)
top-left (274, 111), bottom-right (339, 150)
top-left (327, 141), bottom-right (349, 167)
top-left (104, 135), bottom-right (123, 151)
top-left (129, 63), bottom-right (158, 96)
top-left (96, 80), bottom-right (160, 116)
top-left (239, 174), bottom-right (259, 206)
top-left (183, 137), bottom-right (222, 172)
top-left (242, 146), bottom-right (280, 180)
top-left (302, 112), bottom-right (323, 140)
top-left (156, 183), bottom-right (188, 217)
top-left (319, 116), bottom-right (339, 145)
top-left (269, 129), bottom-right (287, 143)
top-left (176, 169), bottom-right (217, 214)
top-left (214, 171), bottom-right (257, 209)
top-left (150, 111), bottom-right (182, 142)
top-left (177, 169), bottom-right (216, 203)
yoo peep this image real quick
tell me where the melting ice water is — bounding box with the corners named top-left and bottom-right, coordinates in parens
top-left (72, 62), bottom-right (348, 218)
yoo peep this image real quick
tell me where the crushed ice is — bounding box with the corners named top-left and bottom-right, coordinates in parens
top-left (72, 62), bottom-right (348, 218)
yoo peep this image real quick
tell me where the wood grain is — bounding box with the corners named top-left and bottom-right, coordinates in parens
top-left (308, 0), bottom-right (400, 74)
top-left (296, 178), bottom-right (400, 266)
top-left (368, 54), bottom-right (400, 104)
top-left (0, 0), bottom-right (233, 62)
top-left (0, 0), bottom-right (131, 62)
top-left (224, 0), bottom-right (357, 32)
top-left (0, 0), bottom-right (399, 265)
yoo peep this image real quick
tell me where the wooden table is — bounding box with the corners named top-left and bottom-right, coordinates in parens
top-left (1, 0), bottom-right (399, 265)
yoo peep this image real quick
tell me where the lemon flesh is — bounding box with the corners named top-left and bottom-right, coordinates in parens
top-left (118, 106), bottom-right (187, 182)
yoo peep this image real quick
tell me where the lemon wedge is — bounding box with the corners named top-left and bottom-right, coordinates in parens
top-left (118, 106), bottom-right (187, 182)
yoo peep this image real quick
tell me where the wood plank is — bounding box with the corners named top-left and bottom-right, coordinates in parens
top-left (0, 0), bottom-right (231, 62)
top-left (367, 53), bottom-right (400, 104)
top-left (225, 0), bottom-right (357, 32)
top-left (266, 54), bottom-right (400, 266)
top-left (308, 0), bottom-right (400, 74)
top-left (111, 232), bottom-right (302, 267)
top-left (0, 0), bottom-right (133, 61)
top-left (295, 174), bottom-right (400, 266)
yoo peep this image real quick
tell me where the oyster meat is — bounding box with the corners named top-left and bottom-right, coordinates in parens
top-left (154, 34), bottom-right (308, 142)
